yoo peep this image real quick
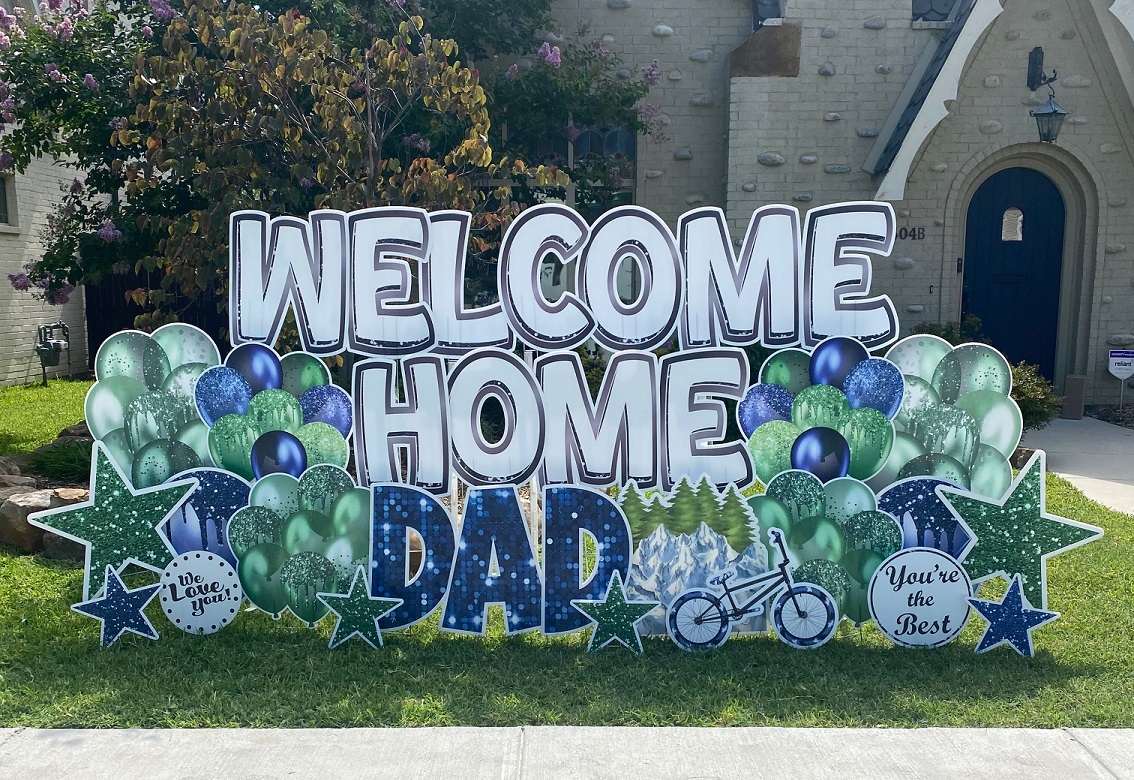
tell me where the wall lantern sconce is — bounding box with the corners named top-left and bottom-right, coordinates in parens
top-left (1027, 47), bottom-right (1069, 144)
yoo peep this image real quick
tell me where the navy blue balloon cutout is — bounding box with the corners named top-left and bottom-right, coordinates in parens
top-left (250, 430), bottom-right (308, 478)
top-left (226, 343), bottom-right (283, 395)
top-left (842, 358), bottom-right (905, 419)
top-left (809, 337), bottom-right (869, 388)
top-left (789, 426), bottom-right (850, 483)
top-left (164, 468), bottom-right (248, 566)
top-left (299, 385), bottom-right (354, 437)
top-left (737, 383), bottom-right (794, 438)
top-left (194, 366), bottom-right (253, 426)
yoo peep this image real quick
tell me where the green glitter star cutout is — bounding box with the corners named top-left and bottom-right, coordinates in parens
top-left (938, 451), bottom-right (1102, 610)
top-left (316, 567), bottom-right (402, 649)
top-left (28, 443), bottom-right (196, 600)
top-left (571, 571), bottom-right (658, 654)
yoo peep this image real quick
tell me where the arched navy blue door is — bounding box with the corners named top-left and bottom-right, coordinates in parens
top-left (963, 167), bottom-right (1065, 379)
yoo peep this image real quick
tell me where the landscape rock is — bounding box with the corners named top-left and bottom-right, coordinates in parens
top-left (0, 456), bottom-right (23, 476)
top-left (59, 422), bottom-right (91, 439)
top-left (43, 531), bottom-right (85, 561)
top-left (0, 475), bottom-right (37, 488)
top-left (0, 489), bottom-right (53, 553)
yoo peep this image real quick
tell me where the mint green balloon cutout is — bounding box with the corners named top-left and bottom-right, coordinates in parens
top-left (823, 477), bottom-right (877, 527)
top-left (208, 413), bottom-right (261, 480)
top-left (884, 334), bottom-right (953, 383)
top-left (866, 432), bottom-right (927, 493)
top-left (281, 352), bottom-right (331, 398)
top-left (838, 407), bottom-right (894, 480)
top-left (248, 389), bottom-right (304, 434)
top-left (953, 389), bottom-right (1023, 458)
top-left (86, 375), bottom-right (149, 440)
top-left (898, 453), bottom-right (970, 489)
top-left (907, 404), bottom-right (980, 470)
top-left (895, 374), bottom-right (941, 433)
top-left (747, 420), bottom-right (800, 485)
top-left (968, 443), bottom-right (1013, 499)
top-left (930, 343), bottom-right (1012, 404)
top-left (151, 322), bottom-right (221, 371)
top-left (760, 348), bottom-right (812, 395)
top-left (250, 473), bottom-right (300, 520)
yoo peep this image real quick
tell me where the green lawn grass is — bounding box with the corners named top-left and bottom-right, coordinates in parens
top-left (0, 380), bottom-right (92, 455)
top-left (0, 473), bottom-right (1130, 728)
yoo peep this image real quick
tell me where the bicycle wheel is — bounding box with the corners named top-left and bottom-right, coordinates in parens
top-left (772, 584), bottom-right (839, 650)
top-left (667, 590), bottom-right (730, 651)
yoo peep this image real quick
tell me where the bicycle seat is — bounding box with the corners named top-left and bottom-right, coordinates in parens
top-left (708, 570), bottom-right (735, 586)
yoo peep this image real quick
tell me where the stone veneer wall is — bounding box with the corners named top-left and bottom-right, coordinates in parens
top-left (0, 156), bottom-right (87, 386)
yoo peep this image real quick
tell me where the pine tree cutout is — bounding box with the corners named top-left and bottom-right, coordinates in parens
top-left (719, 483), bottom-right (758, 555)
top-left (665, 477), bottom-right (701, 536)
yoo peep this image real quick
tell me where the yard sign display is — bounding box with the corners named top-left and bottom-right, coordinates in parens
top-left (30, 202), bottom-right (1102, 656)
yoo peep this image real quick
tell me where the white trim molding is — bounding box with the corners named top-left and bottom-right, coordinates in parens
top-left (874, 0), bottom-right (1005, 201)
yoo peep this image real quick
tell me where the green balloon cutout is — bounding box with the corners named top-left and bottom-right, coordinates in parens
top-left (766, 470), bottom-right (827, 523)
top-left (866, 431), bottom-right (927, 493)
top-left (131, 438), bottom-right (199, 488)
top-left (884, 334), bottom-right (953, 383)
top-left (953, 389), bottom-right (1023, 458)
top-left (151, 322), bottom-right (221, 371)
top-left (295, 422), bottom-right (349, 468)
top-left (898, 453), bottom-right (970, 489)
top-left (793, 558), bottom-right (851, 613)
top-left (747, 420), bottom-right (800, 485)
top-left (838, 407), bottom-right (894, 480)
top-left (823, 477), bottom-right (877, 527)
top-left (227, 505), bottom-right (285, 559)
top-left (895, 374), bottom-right (941, 432)
top-left (100, 427), bottom-right (135, 474)
top-left (280, 551), bottom-right (338, 625)
top-left (248, 389), bottom-right (304, 434)
top-left (281, 352), bottom-right (331, 397)
top-left (299, 465), bottom-right (356, 515)
top-left (840, 547), bottom-right (885, 625)
top-left (124, 390), bottom-right (196, 452)
top-left (208, 414), bottom-right (261, 481)
top-left (175, 420), bottom-right (214, 467)
top-left (85, 375), bottom-right (148, 439)
top-left (788, 515), bottom-right (847, 563)
top-left (95, 331), bottom-right (170, 390)
top-left (968, 443), bottom-right (1013, 499)
top-left (791, 384), bottom-right (850, 432)
top-left (160, 362), bottom-right (209, 405)
top-left (281, 510), bottom-right (336, 556)
top-left (842, 510), bottom-right (902, 556)
top-left (250, 473), bottom-right (300, 519)
top-left (930, 343), bottom-right (1012, 404)
top-left (238, 542), bottom-right (290, 616)
top-left (746, 495), bottom-right (794, 556)
top-left (760, 348), bottom-right (812, 395)
top-left (907, 404), bottom-right (980, 470)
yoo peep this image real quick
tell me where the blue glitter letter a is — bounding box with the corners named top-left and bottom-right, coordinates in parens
top-left (441, 487), bottom-right (543, 635)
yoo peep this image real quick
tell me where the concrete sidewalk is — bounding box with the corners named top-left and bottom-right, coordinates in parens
top-left (1023, 417), bottom-right (1134, 513)
top-left (1, 727), bottom-right (1132, 780)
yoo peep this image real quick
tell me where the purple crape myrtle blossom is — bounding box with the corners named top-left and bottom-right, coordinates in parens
top-left (83, 73), bottom-right (98, 91)
top-left (7, 271), bottom-right (29, 291)
top-left (0, 151), bottom-right (13, 170)
top-left (97, 219), bottom-right (123, 242)
top-left (149, 0), bottom-right (176, 21)
top-left (141, 24), bottom-right (153, 38)
top-left (539, 41), bottom-right (561, 68)
top-left (504, 63), bottom-right (519, 81)
top-left (641, 59), bottom-right (660, 86)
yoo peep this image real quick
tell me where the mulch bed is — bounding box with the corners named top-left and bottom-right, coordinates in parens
top-left (1085, 404), bottom-right (1134, 431)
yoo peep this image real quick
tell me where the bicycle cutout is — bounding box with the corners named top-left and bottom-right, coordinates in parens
top-left (666, 528), bottom-right (839, 651)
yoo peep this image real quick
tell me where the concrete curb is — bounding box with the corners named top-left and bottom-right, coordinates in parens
top-left (1, 727), bottom-right (1132, 780)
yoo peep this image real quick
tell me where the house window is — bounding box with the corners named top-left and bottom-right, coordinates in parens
top-left (912, 0), bottom-right (957, 22)
top-left (754, 0), bottom-right (784, 29)
top-left (1001, 208), bottom-right (1024, 242)
top-left (0, 177), bottom-right (12, 225)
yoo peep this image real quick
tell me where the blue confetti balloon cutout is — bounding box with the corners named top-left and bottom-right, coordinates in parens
top-left (164, 468), bottom-right (249, 566)
top-left (737, 383), bottom-right (794, 438)
top-left (842, 358), bottom-right (905, 419)
top-left (299, 385), bottom-right (354, 438)
top-left (194, 366), bottom-right (253, 426)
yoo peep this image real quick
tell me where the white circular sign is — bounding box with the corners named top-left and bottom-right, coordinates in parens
top-left (160, 552), bottom-right (244, 634)
top-left (868, 547), bottom-right (971, 648)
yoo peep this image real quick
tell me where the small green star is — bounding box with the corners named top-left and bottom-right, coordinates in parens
top-left (317, 567), bottom-right (402, 649)
top-left (571, 571), bottom-right (658, 654)
top-left (939, 451), bottom-right (1102, 610)
top-left (28, 444), bottom-right (195, 600)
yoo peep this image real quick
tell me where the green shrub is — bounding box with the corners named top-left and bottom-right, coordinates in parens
top-left (25, 439), bottom-right (93, 484)
top-left (1011, 362), bottom-right (1063, 432)
top-left (911, 315), bottom-right (989, 345)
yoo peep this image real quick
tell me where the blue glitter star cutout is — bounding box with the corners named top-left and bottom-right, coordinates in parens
top-left (72, 565), bottom-right (162, 648)
top-left (968, 575), bottom-right (1059, 657)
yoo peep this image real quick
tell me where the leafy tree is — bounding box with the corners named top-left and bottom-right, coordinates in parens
top-left (2, 0), bottom-right (660, 328)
